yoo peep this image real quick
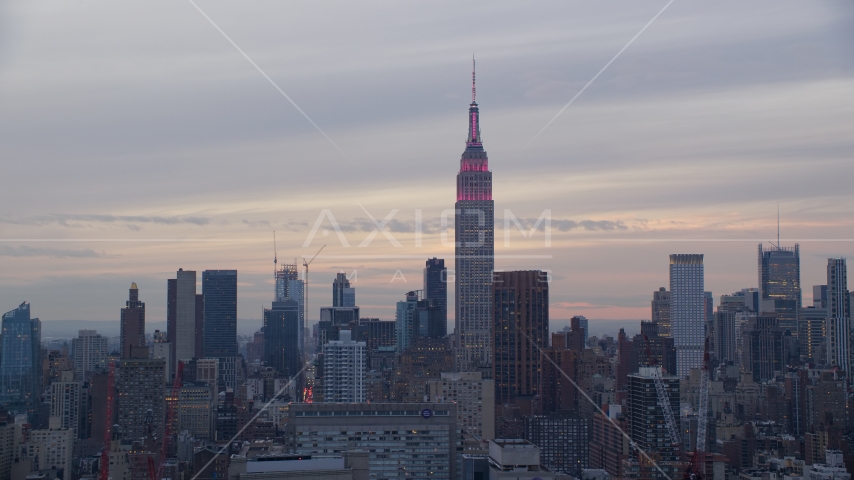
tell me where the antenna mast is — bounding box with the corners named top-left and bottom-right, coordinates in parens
top-left (273, 231), bottom-right (278, 299)
top-left (777, 204), bottom-right (780, 249)
top-left (472, 55), bottom-right (476, 103)
top-left (303, 245), bottom-right (326, 332)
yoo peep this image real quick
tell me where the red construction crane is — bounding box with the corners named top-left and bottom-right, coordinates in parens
top-left (100, 361), bottom-right (116, 480)
top-left (147, 457), bottom-right (157, 480)
top-left (158, 360), bottom-right (184, 480)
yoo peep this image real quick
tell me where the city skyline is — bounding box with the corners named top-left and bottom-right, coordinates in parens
top-left (1, 3), bottom-right (853, 477)
top-left (1, 1), bottom-right (852, 327)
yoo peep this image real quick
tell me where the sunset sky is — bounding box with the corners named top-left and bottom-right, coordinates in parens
top-left (1, 0), bottom-right (852, 333)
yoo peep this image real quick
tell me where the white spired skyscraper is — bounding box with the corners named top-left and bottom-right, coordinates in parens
top-left (670, 254), bottom-right (705, 377)
top-left (455, 58), bottom-right (494, 374)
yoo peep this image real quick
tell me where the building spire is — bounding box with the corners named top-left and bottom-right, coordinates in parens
top-left (472, 55), bottom-right (476, 104)
top-left (777, 204), bottom-right (780, 250)
top-left (466, 56), bottom-right (482, 148)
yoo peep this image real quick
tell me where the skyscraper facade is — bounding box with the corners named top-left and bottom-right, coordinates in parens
top-left (670, 254), bottom-right (705, 377)
top-left (322, 330), bottom-right (366, 403)
top-left (167, 278), bottom-right (177, 379)
top-left (288, 402), bottom-right (458, 480)
top-left (71, 329), bottom-right (107, 381)
top-left (0, 302), bottom-right (41, 417)
top-left (713, 310), bottom-right (737, 364)
top-left (799, 305), bottom-right (827, 363)
top-left (523, 413), bottom-right (589, 477)
top-left (202, 270), bottom-right (238, 358)
top-left (745, 315), bottom-right (785, 382)
top-left (274, 262), bottom-right (305, 354)
top-left (826, 258), bottom-right (850, 374)
top-left (814, 284), bottom-right (828, 307)
top-left (263, 300), bottom-right (301, 378)
top-left (288, 277), bottom-right (305, 353)
top-left (275, 262), bottom-right (299, 302)
top-left (195, 293), bottom-right (204, 359)
top-left (492, 270), bottom-right (549, 407)
top-left (758, 244), bottom-right (801, 334)
top-left (627, 367), bottom-right (680, 462)
top-left (174, 269), bottom-right (196, 363)
top-left (28, 427), bottom-right (74, 480)
top-left (176, 383), bottom-right (215, 441)
top-left (117, 346), bottom-right (165, 442)
top-left (424, 257), bottom-right (448, 333)
top-left (120, 282), bottom-right (145, 359)
top-left (455, 60), bottom-right (494, 373)
top-left (332, 272), bottom-right (355, 307)
top-left (49, 370), bottom-right (84, 439)
top-left (395, 291), bottom-right (419, 353)
top-left (417, 298), bottom-right (447, 339)
top-left (427, 371), bottom-right (495, 440)
top-left (651, 287), bottom-right (671, 336)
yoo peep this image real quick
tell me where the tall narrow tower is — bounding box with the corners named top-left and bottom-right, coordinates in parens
top-left (120, 283), bottom-right (145, 359)
top-left (670, 254), bottom-right (705, 377)
top-left (826, 258), bottom-right (850, 374)
top-left (455, 57), bottom-right (495, 374)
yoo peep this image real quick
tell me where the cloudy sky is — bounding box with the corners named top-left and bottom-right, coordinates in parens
top-left (1, 0), bottom-right (852, 335)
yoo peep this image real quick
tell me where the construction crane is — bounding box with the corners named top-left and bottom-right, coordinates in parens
top-left (302, 245), bottom-right (325, 326)
top-left (100, 361), bottom-right (116, 480)
top-left (147, 457), bottom-right (157, 480)
top-left (158, 360), bottom-right (184, 480)
top-left (643, 335), bottom-right (681, 449)
top-left (684, 339), bottom-right (711, 480)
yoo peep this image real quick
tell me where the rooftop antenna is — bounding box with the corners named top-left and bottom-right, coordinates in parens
top-left (472, 54), bottom-right (476, 103)
top-left (768, 205), bottom-right (780, 250)
top-left (273, 231), bottom-right (278, 300)
top-left (777, 203), bottom-right (780, 249)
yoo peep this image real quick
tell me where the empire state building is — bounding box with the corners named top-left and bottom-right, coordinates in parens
top-left (455, 59), bottom-right (494, 374)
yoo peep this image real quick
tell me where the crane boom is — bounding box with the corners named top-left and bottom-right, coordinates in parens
top-left (643, 335), bottom-right (681, 449)
top-left (696, 370), bottom-right (709, 452)
top-left (302, 245), bottom-right (325, 330)
top-left (652, 366), bottom-right (682, 448)
top-left (684, 338), bottom-right (711, 480)
top-left (100, 362), bottom-right (116, 480)
top-left (304, 245), bottom-right (325, 267)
